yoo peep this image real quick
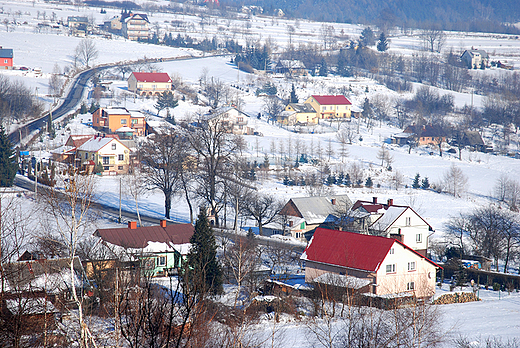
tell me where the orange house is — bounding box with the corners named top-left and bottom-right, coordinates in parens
top-left (92, 107), bottom-right (146, 136)
top-left (304, 95), bottom-right (352, 121)
top-left (0, 47), bottom-right (13, 69)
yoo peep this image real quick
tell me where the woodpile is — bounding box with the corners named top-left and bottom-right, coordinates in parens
top-left (433, 292), bottom-right (480, 305)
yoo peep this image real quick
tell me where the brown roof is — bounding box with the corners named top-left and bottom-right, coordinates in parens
top-left (94, 223), bottom-right (194, 249)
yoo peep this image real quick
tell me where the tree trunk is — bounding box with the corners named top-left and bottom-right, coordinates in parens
top-left (165, 194), bottom-right (171, 219)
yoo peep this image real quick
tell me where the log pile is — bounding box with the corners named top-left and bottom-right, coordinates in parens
top-left (433, 292), bottom-right (480, 305)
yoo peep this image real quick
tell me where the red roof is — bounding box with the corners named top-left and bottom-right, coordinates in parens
top-left (303, 227), bottom-right (441, 271)
top-left (95, 223), bottom-right (194, 249)
top-left (131, 72), bottom-right (172, 83)
top-left (351, 200), bottom-right (385, 213)
top-left (312, 95), bottom-right (351, 105)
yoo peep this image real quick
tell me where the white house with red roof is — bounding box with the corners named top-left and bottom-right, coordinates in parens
top-left (304, 95), bottom-right (352, 121)
top-left (128, 72), bottom-right (173, 96)
top-left (351, 197), bottom-right (433, 257)
top-left (301, 227), bottom-right (441, 298)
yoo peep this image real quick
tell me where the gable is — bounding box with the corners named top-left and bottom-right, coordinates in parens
top-left (312, 95), bottom-right (351, 106)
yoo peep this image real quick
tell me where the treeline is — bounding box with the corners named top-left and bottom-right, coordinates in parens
top-left (227, 0), bottom-right (520, 34)
top-left (146, 32), bottom-right (242, 54)
top-left (0, 75), bottom-right (42, 125)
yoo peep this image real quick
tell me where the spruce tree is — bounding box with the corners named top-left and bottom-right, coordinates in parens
top-left (155, 91), bottom-right (178, 116)
top-left (0, 126), bottom-right (17, 187)
top-left (290, 84), bottom-right (298, 103)
top-left (365, 176), bottom-right (373, 188)
top-left (421, 177), bottom-right (430, 189)
top-left (185, 210), bottom-right (222, 295)
top-left (412, 173), bottom-right (421, 189)
top-left (377, 32), bottom-right (389, 52)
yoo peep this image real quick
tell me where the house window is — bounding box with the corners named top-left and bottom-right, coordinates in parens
top-left (121, 119), bottom-right (127, 125)
top-left (416, 234), bottom-right (422, 243)
top-left (238, 117), bottom-right (243, 122)
top-left (92, 154), bottom-right (95, 160)
top-left (408, 261), bottom-right (416, 271)
top-left (157, 256), bottom-right (166, 266)
top-left (386, 264), bottom-right (396, 273)
top-left (4, 60), bottom-right (7, 64)
top-left (104, 166), bottom-right (109, 170)
top-left (389, 248), bottom-right (394, 255)
top-left (406, 217), bottom-right (411, 226)
top-left (407, 282), bottom-right (415, 291)
top-left (85, 153), bottom-right (88, 159)
top-left (118, 154), bottom-right (124, 161)
top-left (295, 232), bottom-right (301, 239)
top-left (131, 119), bottom-right (138, 124)
top-left (102, 156), bottom-right (109, 165)
top-left (118, 166), bottom-right (123, 170)
top-left (112, 143), bottom-right (117, 150)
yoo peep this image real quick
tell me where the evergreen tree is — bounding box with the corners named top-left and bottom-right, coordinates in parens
top-left (365, 176), bottom-right (373, 188)
top-left (185, 210), bottom-right (222, 295)
top-left (89, 101), bottom-right (98, 114)
top-left (360, 27), bottom-right (375, 46)
top-left (79, 102), bottom-right (88, 114)
top-left (421, 177), bottom-right (430, 189)
top-left (344, 173), bottom-right (351, 187)
top-left (0, 126), bottom-right (18, 187)
top-left (377, 32), bottom-right (389, 52)
top-left (283, 175), bottom-right (289, 186)
top-left (263, 153), bottom-right (270, 169)
top-left (319, 57), bottom-right (328, 76)
top-left (290, 84), bottom-right (298, 103)
top-left (412, 173), bottom-right (421, 189)
top-left (155, 91), bottom-right (178, 116)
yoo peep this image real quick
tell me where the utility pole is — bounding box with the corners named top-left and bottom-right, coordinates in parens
top-left (118, 176), bottom-right (122, 223)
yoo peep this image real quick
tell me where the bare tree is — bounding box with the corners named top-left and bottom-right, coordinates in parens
top-left (242, 192), bottom-right (282, 236)
top-left (377, 144), bottom-right (394, 169)
top-left (421, 28), bottom-right (446, 53)
top-left (48, 63), bottom-right (63, 97)
top-left (263, 96), bottom-right (285, 123)
top-left (335, 130), bottom-right (350, 163)
top-left (139, 128), bottom-right (184, 219)
top-left (445, 213), bottom-right (471, 257)
top-left (494, 174), bottom-right (520, 210)
top-left (74, 39), bottom-right (98, 68)
top-left (391, 170), bottom-right (404, 190)
top-left (42, 169), bottom-right (98, 348)
top-left (442, 164), bottom-right (468, 197)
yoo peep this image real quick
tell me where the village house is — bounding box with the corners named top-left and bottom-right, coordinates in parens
top-left (404, 124), bottom-right (447, 146)
top-left (51, 134), bottom-right (120, 165)
top-left (461, 49), bottom-right (489, 69)
top-left (94, 220), bottom-right (194, 277)
top-left (0, 47), bottom-right (13, 69)
top-left (67, 16), bottom-right (89, 36)
top-left (208, 106), bottom-right (254, 135)
top-left (276, 195), bottom-right (352, 241)
top-left (76, 136), bottom-right (130, 174)
top-left (92, 106), bottom-right (146, 136)
top-left (273, 60), bottom-right (307, 76)
top-left (122, 13), bottom-right (150, 41)
top-left (304, 95), bottom-right (352, 121)
top-left (351, 198), bottom-right (433, 257)
top-left (127, 72), bottom-right (173, 96)
top-left (301, 228), bottom-right (441, 299)
top-left (282, 103), bottom-right (318, 125)
top-left (103, 16), bottom-right (123, 34)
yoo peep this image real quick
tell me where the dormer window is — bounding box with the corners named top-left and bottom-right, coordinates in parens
top-left (112, 143), bottom-right (117, 150)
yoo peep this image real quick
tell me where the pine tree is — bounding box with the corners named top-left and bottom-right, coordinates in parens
top-left (421, 177), bottom-right (430, 189)
top-left (155, 91), bottom-right (178, 116)
top-left (360, 27), bottom-right (375, 46)
top-left (185, 210), bottom-right (223, 295)
top-left (79, 102), bottom-right (87, 114)
top-left (319, 58), bottom-right (328, 76)
top-left (290, 84), bottom-right (298, 103)
top-left (365, 176), bottom-right (373, 188)
top-left (0, 126), bottom-right (17, 187)
top-left (412, 173), bottom-right (421, 189)
top-left (377, 32), bottom-right (389, 52)
top-left (88, 101), bottom-right (98, 114)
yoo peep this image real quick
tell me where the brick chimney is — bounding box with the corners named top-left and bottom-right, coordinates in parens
top-left (387, 199), bottom-right (393, 206)
top-left (160, 220), bottom-right (167, 228)
top-left (372, 197), bottom-right (378, 204)
top-left (331, 198), bottom-right (336, 205)
top-left (128, 221), bottom-right (137, 229)
top-left (390, 228), bottom-right (402, 242)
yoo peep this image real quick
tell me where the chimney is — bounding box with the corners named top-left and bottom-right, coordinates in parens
top-left (390, 228), bottom-right (403, 242)
top-left (331, 198), bottom-right (336, 205)
top-left (372, 197), bottom-right (378, 204)
top-left (289, 221), bottom-right (293, 227)
top-left (160, 220), bottom-right (167, 228)
top-left (387, 199), bottom-right (393, 206)
top-left (128, 221), bottom-right (137, 229)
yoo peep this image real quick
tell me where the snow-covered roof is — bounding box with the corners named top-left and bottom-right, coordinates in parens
top-left (129, 110), bottom-right (146, 118)
top-left (313, 273), bottom-right (372, 290)
top-left (286, 195), bottom-right (352, 225)
top-left (105, 107), bottom-right (130, 115)
top-left (77, 137), bottom-right (115, 152)
top-left (50, 145), bottom-right (76, 155)
top-left (5, 298), bottom-right (59, 315)
top-left (115, 126), bottom-right (134, 132)
top-left (370, 206), bottom-right (407, 232)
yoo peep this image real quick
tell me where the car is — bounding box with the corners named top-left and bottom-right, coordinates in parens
top-left (19, 67), bottom-right (29, 71)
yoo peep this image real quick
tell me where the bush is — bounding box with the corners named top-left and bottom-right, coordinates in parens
top-left (493, 282), bottom-right (501, 291)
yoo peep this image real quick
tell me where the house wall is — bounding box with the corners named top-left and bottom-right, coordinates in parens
top-left (304, 260), bottom-right (374, 285)
top-left (77, 140), bottom-right (130, 174)
top-left (123, 15), bottom-right (149, 40)
top-left (384, 209), bottom-right (429, 255)
top-left (0, 57), bottom-right (13, 69)
top-left (376, 243), bottom-right (436, 298)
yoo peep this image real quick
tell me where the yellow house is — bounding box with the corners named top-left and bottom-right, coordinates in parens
top-left (128, 72), bottom-right (173, 96)
top-left (284, 103), bottom-right (317, 124)
top-left (304, 95), bottom-right (352, 121)
top-left (76, 136), bottom-right (130, 174)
